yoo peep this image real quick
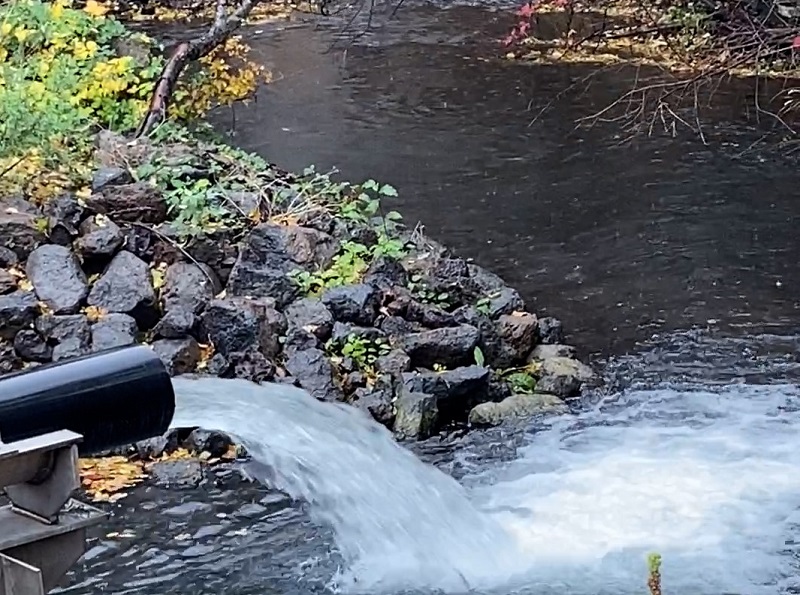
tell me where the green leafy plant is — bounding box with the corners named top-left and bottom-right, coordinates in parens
top-left (326, 334), bottom-right (391, 377)
top-left (505, 370), bottom-right (537, 394)
top-left (408, 274), bottom-right (451, 308)
top-left (473, 346), bottom-right (485, 367)
top-left (290, 242), bottom-right (371, 296)
top-left (476, 291), bottom-right (501, 316)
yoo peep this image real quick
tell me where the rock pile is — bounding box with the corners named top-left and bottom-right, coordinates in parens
top-left (0, 162), bottom-right (596, 440)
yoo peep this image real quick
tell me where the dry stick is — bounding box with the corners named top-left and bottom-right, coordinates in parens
top-left (135, 0), bottom-right (262, 138)
top-left (128, 221), bottom-right (217, 286)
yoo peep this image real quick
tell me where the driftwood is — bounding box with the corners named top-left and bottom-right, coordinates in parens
top-left (135, 0), bottom-right (262, 138)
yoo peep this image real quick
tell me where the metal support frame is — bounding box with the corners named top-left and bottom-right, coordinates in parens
top-left (0, 430), bottom-right (106, 595)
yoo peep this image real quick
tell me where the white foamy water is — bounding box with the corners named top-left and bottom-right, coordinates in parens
top-left (171, 376), bottom-right (800, 595)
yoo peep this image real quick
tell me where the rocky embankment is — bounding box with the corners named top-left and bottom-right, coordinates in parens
top-left (0, 132), bottom-right (596, 443)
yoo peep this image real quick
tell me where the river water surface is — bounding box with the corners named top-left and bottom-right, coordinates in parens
top-left (59, 4), bottom-right (800, 595)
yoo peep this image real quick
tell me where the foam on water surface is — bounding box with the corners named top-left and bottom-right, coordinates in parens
top-left (171, 375), bottom-right (800, 595)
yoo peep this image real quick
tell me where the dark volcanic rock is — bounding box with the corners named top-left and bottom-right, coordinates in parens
top-left (184, 231), bottom-right (239, 284)
top-left (403, 365), bottom-right (490, 423)
top-left (26, 244), bottom-right (88, 314)
top-left (76, 215), bottom-right (124, 258)
top-left (153, 309), bottom-right (195, 339)
top-left (352, 383), bottom-right (395, 427)
top-left (200, 298), bottom-right (285, 358)
top-left (322, 284), bottom-right (379, 326)
top-left (152, 337), bottom-right (200, 375)
top-left (330, 322), bottom-right (386, 344)
top-left (284, 347), bottom-right (342, 402)
top-left (227, 224), bottom-right (339, 307)
top-left (36, 314), bottom-right (91, 346)
top-left (87, 182), bottom-right (167, 224)
top-left (135, 429), bottom-right (180, 460)
top-left (0, 207), bottom-right (46, 260)
top-left (538, 316), bottom-right (565, 344)
top-left (0, 269), bottom-right (15, 295)
top-left (92, 166), bottom-right (132, 192)
top-left (363, 256), bottom-right (409, 291)
top-left (87, 251), bottom-right (157, 327)
top-left (393, 391), bottom-right (438, 440)
top-left (120, 225), bottom-right (153, 262)
top-left (284, 298), bottom-right (333, 341)
top-left (229, 348), bottom-right (276, 382)
top-left (0, 291), bottom-right (38, 340)
top-left (52, 337), bottom-right (89, 361)
top-left (374, 349), bottom-right (411, 378)
top-left (283, 327), bottom-right (319, 353)
top-left (161, 262), bottom-right (221, 315)
top-left (379, 315), bottom-right (420, 339)
top-left (495, 312), bottom-right (539, 365)
top-left (397, 325), bottom-right (480, 369)
top-left (185, 428), bottom-right (233, 457)
top-left (13, 329), bottom-right (51, 362)
top-left (154, 262), bottom-right (220, 338)
top-left (45, 194), bottom-right (84, 245)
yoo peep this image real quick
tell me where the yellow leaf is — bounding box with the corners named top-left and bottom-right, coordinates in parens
top-left (18, 278), bottom-right (33, 292)
top-left (83, 0), bottom-right (109, 17)
top-left (83, 305), bottom-right (107, 321)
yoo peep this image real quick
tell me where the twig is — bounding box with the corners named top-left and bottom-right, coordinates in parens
top-left (128, 222), bottom-right (217, 286)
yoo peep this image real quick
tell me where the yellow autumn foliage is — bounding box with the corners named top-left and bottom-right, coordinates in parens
top-left (0, 0), bottom-right (270, 203)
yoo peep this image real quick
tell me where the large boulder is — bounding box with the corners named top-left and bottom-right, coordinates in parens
top-left (536, 356), bottom-right (595, 398)
top-left (36, 314), bottom-right (91, 346)
top-left (321, 284), bottom-right (379, 326)
top-left (154, 262), bottom-right (221, 338)
top-left (75, 215), bottom-right (124, 258)
top-left (468, 393), bottom-right (568, 427)
top-left (397, 325), bottom-right (480, 369)
top-left (152, 337), bottom-right (200, 375)
top-left (494, 312), bottom-right (539, 364)
top-left (26, 244), bottom-right (88, 314)
top-left (284, 347), bottom-right (341, 402)
top-left (200, 297), bottom-right (285, 358)
top-left (91, 313), bottom-right (138, 351)
top-left (393, 391), bottom-right (438, 440)
top-left (86, 182), bottom-right (167, 224)
top-left (0, 291), bottom-right (38, 340)
top-left (402, 365), bottom-right (490, 423)
top-left (537, 317), bottom-right (565, 344)
top-left (226, 224), bottom-right (339, 307)
top-left (87, 251), bottom-right (157, 327)
top-left (284, 298), bottom-right (334, 341)
top-left (44, 194), bottom-right (84, 246)
top-left (352, 382), bottom-right (395, 428)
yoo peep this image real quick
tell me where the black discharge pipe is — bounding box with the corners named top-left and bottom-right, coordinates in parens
top-left (0, 345), bottom-right (175, 455)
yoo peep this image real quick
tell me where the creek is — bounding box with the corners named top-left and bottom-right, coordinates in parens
top-left (58, 3), bottom-right (800, 594)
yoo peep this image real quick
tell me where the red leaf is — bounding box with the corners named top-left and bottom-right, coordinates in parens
top-left (793, 36), bottom-right (800, 49)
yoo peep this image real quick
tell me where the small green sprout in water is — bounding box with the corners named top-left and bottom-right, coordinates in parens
top-left (647, 552), bottom-right (662, 595)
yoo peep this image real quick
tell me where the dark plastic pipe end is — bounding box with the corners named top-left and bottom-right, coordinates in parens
top-left (0, 345), bottom-right (175, 455)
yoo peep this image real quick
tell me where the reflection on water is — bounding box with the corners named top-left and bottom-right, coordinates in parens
top-left (202, 6), bottom-right (799, 355)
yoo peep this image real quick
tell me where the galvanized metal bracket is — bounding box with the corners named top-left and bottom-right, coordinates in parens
top-left (0, 431), bottom-right (107, 595)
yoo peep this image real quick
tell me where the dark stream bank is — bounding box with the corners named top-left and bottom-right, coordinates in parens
top-left (202, 4), bottom-right (800, 356)
top-left (57, 4), bottom-right (800, 594)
